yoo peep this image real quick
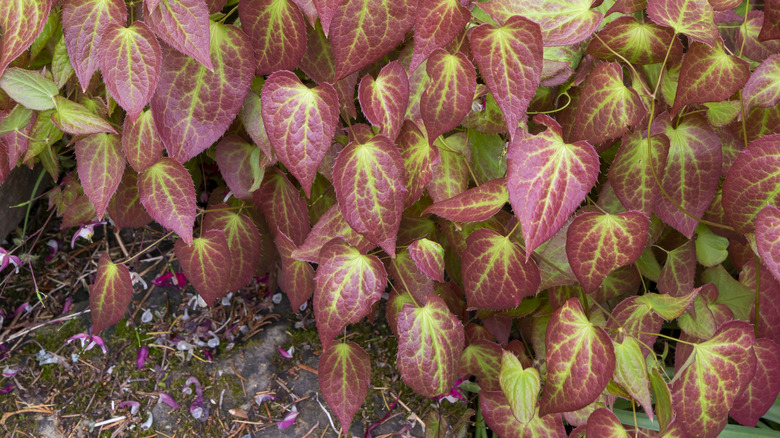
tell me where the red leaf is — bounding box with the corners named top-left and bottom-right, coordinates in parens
top-left (408, 238), bottom-right (445, 283)
top-left (90, 252), bottom-right (133, 334)
top-left (670, 42), bottom-right (751, 116)
top-left (423, 178), bottom-right (508, 223)
top-left (737, 11), bottom-right (780, 63)
top-left (427, 134), bottom-right (470, 203)
top-left (480, 390), bottom-right (566, 438)
top-left (215, 135), bottom-right (268, 201)
top-left (410, 0), bottom-right (470, 73)
top-left (540, 298), bottom-right (616, 416)
top-left (330, 0), bottom-right (415, 80)
top-left (390, 247), bottom-right (434, 303)
top-left (607, 296), bottom-right (664, 356)
top-left (573, 62), bottom-right (646, 145)
top-left (150, 22), bottom-right (254, 163)
top-left (743, 55), bottom-right (780, 112)
top-left (608, 131), bottom-right (669, 216)
top-left (333, 135), bottom-right (406, 257)
top-left (421, 49), bottom-right (476, 143)
top-left (671, 321), bottom-right (756, 438)
top-left (319, 342), bottom-right (371, 434)
top-left (314, 239), bottom-right (386, 347)
top-left (759, 0), bottom-right (780, 41)
top-left (138, 158), bottom-right (196, 244)
top-left (731, 338), bottom-right (780, 426)
top-left (121, 109), bottom-right (164, 173)
top-left (566, 210), bottom-right (649, 292)
top-left (470, 16), bottom-right (543, 138)
top-left (740, 263), bottom-right (780, 346)
top-left (460, 340), bottom-right (503, 391)
top-left (291, 203), bottom-right (374, 263)
top-left (62, 0), bottom-right (126, 91)
top-left (647, 0), bottom-right (718, 46)
top-left (480, 0), bottom-right (602, 47)
top-left (722, 134), bottom-right (780, 233)
top-left (202, 205), bottom-right (263, 292)
top-left (312, 0), bottom-right (341, 36)
top-left (238, 0), bottom-right (306, 75)
top-left (275, 232), bottom-right (315, 310)
top-left (144, 0), bottom-right (212, 69)
top-left (252, 168), bottom-right (311, 246)
top-left (462, 228), bottom-right (541, 310)
top-left (107, 169), bottom-right (153, 228)
top-left (586, 408), bottom-right (627, 437)
top-left (0, 0), bottom-right (52, 77)
top-left (397, 120), bottom-right (439, 206)
top-left (657, 240), bottom-right (696, 297)
top-left (396, 295), bottom-right (464, 398)
top-left (652, 115), bottom-right (721, 238)
top-left (174, 229), bottom-right (231, 305)
top-left (507, 114), bottom-right (599, 256)
top-left (261, 70), bottom-right (339, 196)
top-left (76, 133), bottom-right (124, 219)
top-left (587, 16), bottom-right (682, 65)
top-left (358, 61), bottom-right (409, 141)
top-left (99, 21), bottom-right (161, 122)
top-left (757, 205), bottom-right (780, 284)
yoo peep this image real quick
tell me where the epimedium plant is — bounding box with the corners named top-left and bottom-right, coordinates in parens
top-left (1, 0), bottom-right (780, 435)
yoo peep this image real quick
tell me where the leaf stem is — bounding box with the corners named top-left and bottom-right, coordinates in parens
top-left (592, 34), bottom-right (652, 98)
top-left (438, 136), bottom-right (480, 186)
top-left (638, 330), bottom-right (696, 346)
top-left (119, 231), bottom-right (175, 265)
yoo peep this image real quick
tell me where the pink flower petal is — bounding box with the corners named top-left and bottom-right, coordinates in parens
top-left (136, 346), bottom-right (149, 370)
top-left (158, 392), bottom-right (181, 409)
top-left (277, 346), bottom-right (293, 359)
top-left (277, 406), bottom-right (299, 430)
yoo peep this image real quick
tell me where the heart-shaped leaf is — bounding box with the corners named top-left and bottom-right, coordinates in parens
top-left (144, 0), bottom-right (212, 69)
top-left (470, 16), bottom-right (543, 138)
top-left (98, 21), bottom-right (161, 122)
top-left (122, 108), bottom-right (164, 173)
top-left (566, 210), bottom-right (650, 292)
top-left (507, 114), bottom-right (599, 256)
top-left (276, 232), bottom-right (315, 310)
top-left (499, 350), bottom-right (541, 424)
top-left (462, 228), bottom-right (541, 310)
top-left (319, 342), bottom-right (371, 434)
top-left (671, 320), bottom-right (756, 438)
top-left (0, 0), bottom-right (52, 77)
top-left (358, 61), bottom-right (408, 141)
top-left (138, 157), bottom-right (196, 244)
top-left (410, 0), bottom-right (470, 72)
top-left (540, 298), bottom-right (616, 416)
top-left (730, 338), bottom-right (780, 427)
top-left (607, 296), bottom-right (664, 357)
top-left (238, 0), bottom-right (306, 75)
top-left (261, 70), bottom-right (339, 196)
top-left (107, 169), bottom-right (153, 228)
top-left (480, 0), bottom-right (602, 46)
top-left (460, 340), bottom-right (503, 391)
top-left (743, 55), bottom-right (780, 112)
top-left (408, 238), bottom-right (445, 283)
top-left (647, 0), bottom-right (718, 46)
top-left (90, 252), bottom-right (133, 334)
top-left (670, 42), bottom-right (751, 116)
top-left (653, 115), bottom-right (721, 238)
top-left (202, 205), bottom-right (262, 292)
top-left (421, 49), bottom-right (476, 143)
top-left (480, 390), bottom-right (567, 438)
top-left (76, 133), bottom-right (124, 219)
top-left (333, 135), bottom-right (407, 257)
top-left (330, 0), bottom-right (415, 80)
top-left (390, 247), bottom-right (434, 303)
top-left (608, 131), bottom-right (669, 216)
top-left (314, 239), bottom-right (386, 347)
top-left (422, 178), bottom-right (508, 223)
top-left (574, 62), bottom-right (646, 145)
top-left (397, 120), bottom-right (439, 206)
top-left (62, 0), bottom-right (126, 91)
top-left (174, 229), bottom-right (231, 305)
top-left (150, 21), bottom-right (254, 163)
top-left (253, 168), bottom-right (311, 246)
top-left (396, 295), bottom-right (464, 398)
top-left (723, 134), bottom-right (780, 233)
top-left (586, 408), bottom-right (628, 437)
top-left (587, 16), bottom-right (682, 65)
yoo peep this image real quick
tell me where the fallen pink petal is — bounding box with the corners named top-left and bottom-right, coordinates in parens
top-left (277, 346), bottom-right (293, 359)
top-left (118, 400), bottom-right (140, 415)
top-left (136, 346), bottom-right (149, 370)
top-left (158, 392), bottom-right (181, 409)
top-left (276, 406), bottom-right (298, 430)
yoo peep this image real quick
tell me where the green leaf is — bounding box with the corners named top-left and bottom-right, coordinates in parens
top-left (89, 252), bottom-right (133, 334)
top-left (540, 298), bottom-right (616, 416)
top-left (396, 295), bottom-right (465, 398)
top-left (613, 336), bottom-right (653, 419)
top-left (702, 265), bottom-right (754, 321)
top-left (695, 224), bottom-right (729, 267)
top-left (427, 134), bottom-right (470, 203)
top-left (52, 95), bottom-right (117, 135)
top-left (397, 120), bottom-right (438, 206)
top-left (0, 104), bottom-right (32, 135)
top-left (0, 67), bottom-right (58, 111)
top-left (650, 368), bottom-right (674, 433)
top-left (635, 288), bottom-right (700, 321)
top-left (657, 240), bottom-right (696, 297)
top-left (499, 350), bottom-right (541, 424)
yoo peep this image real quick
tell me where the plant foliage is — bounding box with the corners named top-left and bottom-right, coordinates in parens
top-left (2, 0), bottom-right (780, 435)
